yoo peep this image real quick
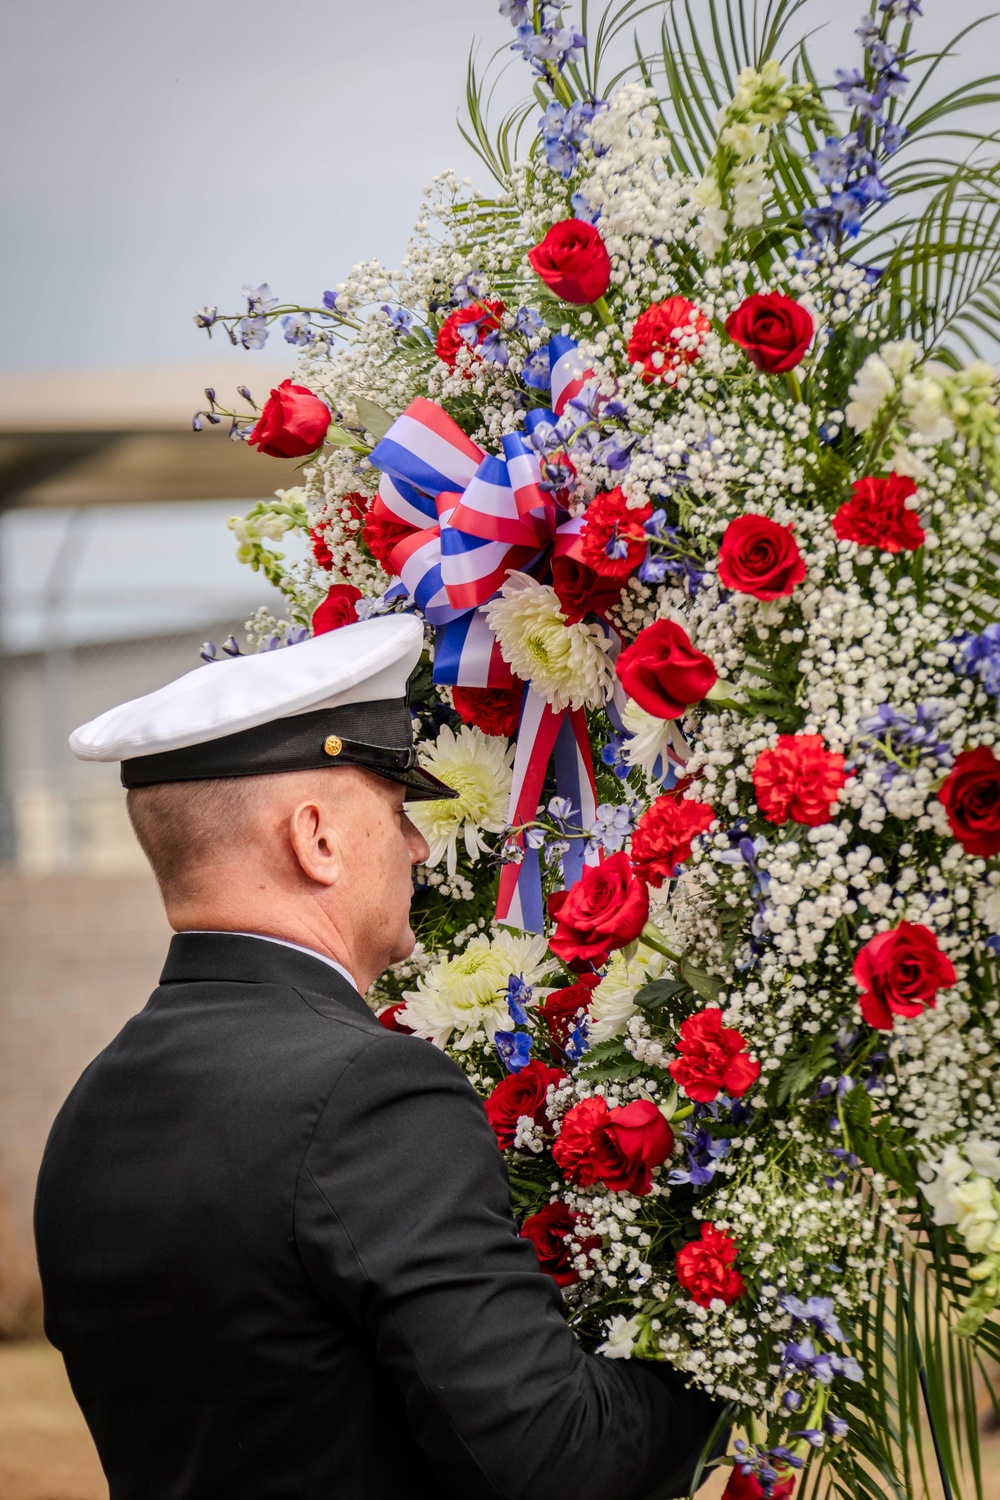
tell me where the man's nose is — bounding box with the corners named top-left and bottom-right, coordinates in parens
top-left (404, 817), bottom-right (430, 867)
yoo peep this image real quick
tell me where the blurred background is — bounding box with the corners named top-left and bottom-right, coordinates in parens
top-left (0, 0), bottom-right (996, 1494)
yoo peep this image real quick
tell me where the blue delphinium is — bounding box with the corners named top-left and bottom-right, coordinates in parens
top-left (587, 801), bottom-right (638, 855)
top-left (506, 974), bottom-right (532, 1027)
top-left (282, 311), bottom-right (315, 347)
top-left (804, 8), bottom-right (917, 243)
top-left (495, 1029), bottom-right (533, 1073)
top-left (956, 623), bottom-right (1000, 698)
top-left (539, 99), bottom-right (605, 178)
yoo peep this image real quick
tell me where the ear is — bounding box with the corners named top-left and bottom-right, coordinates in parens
top-left (287, 799), bottom-right (342, 887)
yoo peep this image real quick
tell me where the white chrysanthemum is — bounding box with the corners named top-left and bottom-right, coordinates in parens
top-left (484, 573), bottom-right (615, 712)
top-left (398, 930), bottom-right (553, 1049)
top-left (588, 936), bottom-right (669, 1043)
top-left (409, 724), bottom-right (513, 878)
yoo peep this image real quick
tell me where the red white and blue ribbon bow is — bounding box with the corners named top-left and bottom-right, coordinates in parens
top-left (368, 338), bottom-right (603, 930)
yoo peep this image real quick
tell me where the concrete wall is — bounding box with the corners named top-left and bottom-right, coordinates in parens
top-left (0, 871), bottom-right (171, 1333)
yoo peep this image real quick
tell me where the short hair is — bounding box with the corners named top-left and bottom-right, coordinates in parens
top-left (126, 777), bottom-right (263, 895)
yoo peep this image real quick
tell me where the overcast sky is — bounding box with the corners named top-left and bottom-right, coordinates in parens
top-left (1, 0), bottom-right (994, 374)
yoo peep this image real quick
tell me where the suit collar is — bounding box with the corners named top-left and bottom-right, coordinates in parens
top-left (159, 931), bottom-right (375, 1023)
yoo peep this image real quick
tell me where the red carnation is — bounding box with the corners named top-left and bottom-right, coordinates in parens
top-left (451, 686), bottom-right (522, 738)
top-left (362, 500), bottom-right (418, 575)
top-left (377, 1003), bottom-right (414, 1034)
top-left (853, 922), bottom-right (957, 1032)
top-left (630, 796), bottom-right (715, 888)
top-left (725, 292), bottom-right (814, 374)
top-left (483, 1060), bottom-right (566, 1151)
top-left (616, 620), bottom-right (718, 720)
top-left (312, 583), bottom-right (362, 635)
top-left (435, 299), bottom-right (506, 372)
top-left (627, 297), bottom-right (710, 384)
top-left (553, 1096), bottom-right (674, 1196)
top-left (717, 515), bottom-right (806, 601)
top-left (547, 851), bottom-right (649, 968)
top-left (675, 1222), bottom-right (745, 1308)
top-left (832, 473), bottom-right (924, 553)
top-left (247, 379), bottom-right (331, 458)
top-left (937, 746), bottom-right (1000, 857)
top-left (580, 489), bottom-right (652, 580)
top-left (723, 1468), bottom-right (796, 1500)
top-left (752, 734), bottom-right (848, 827)
top-left (539, 974), bottom-right (601, 1050)
top-left (527, 219), bottom-right (612, 305)
top-left (520, 1201), bottom-right (601, 1287)
top-left (310, 528), bottom-right (333, 569)
top-left (551, 555), bottom-right (626, 623)
top-left (669, 1007), bottom-right (760, 1104)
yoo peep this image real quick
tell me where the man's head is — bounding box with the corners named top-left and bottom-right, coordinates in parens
top-left (127, 767), bottom-right (430, 993)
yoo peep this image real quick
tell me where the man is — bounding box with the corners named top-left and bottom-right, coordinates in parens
top-left (35, 614), bottom-right (721, 1500)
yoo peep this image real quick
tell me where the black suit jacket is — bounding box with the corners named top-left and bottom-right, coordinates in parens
top-left (34, 932), bottom-right (720, 1500)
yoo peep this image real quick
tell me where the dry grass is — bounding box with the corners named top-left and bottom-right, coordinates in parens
top-left (1, 1339), bottom-right (1000, 1500)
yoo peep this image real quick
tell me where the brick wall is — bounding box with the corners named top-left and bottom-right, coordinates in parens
top-left (0, 871), bottom-right (171, 1333)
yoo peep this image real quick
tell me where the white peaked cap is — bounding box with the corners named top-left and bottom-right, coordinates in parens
top-left (71, 615), bottom-right (423, 761)
top-left (69, 614), bottom-right (455, 801)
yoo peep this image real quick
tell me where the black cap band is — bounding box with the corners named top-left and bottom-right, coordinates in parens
top-left (120, 699), bottom-right (457, 801)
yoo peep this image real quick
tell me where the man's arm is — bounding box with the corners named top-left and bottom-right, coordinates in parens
top-left (295, 1028), bottom-right (721, 1500)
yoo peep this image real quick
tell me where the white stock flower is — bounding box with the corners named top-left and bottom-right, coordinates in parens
top-left (953, 1177), bottom-right (1000, 1255)
top-left (398, 930), bottom-right (552, 1049)
top-left (901, 375), bottom-right (955, 445)
top-left (967, 1139), bottom-right (1000, 1181)
top-left (697, 207), bottom-right (729, 258)
top-left (409, 724), bottom-right (513, 878)
top-left (919, 1144), bottom-right (973, 1225)
top-left (845, 354), bottom-right (895, 433)
top-left (484, 573), bottom-right (615, 712)
top-left (598, 1314), bottom-right (642, 1359)
top-left (880, 339), bottom-right (921, 379)
top-left (588, 937), bottom-right (668, 1042)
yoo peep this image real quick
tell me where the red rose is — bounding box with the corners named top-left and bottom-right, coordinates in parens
top-left (725, 292), bottom-right (814, 374)
top-left (580, 489), bottom-right (652, 580)
top-left (551, 555), bottom-right (626, 623)
top-left (520, 1201), bottom-right (601, 1287)
top-left (547, 851), bottom-right (650, 967)
top-left (247, 379), bottom-right (331, 458)
top-left (527, 220), bottom-right (612, 305)
top-left (310, 527), bottom-right (333, 570)
top-left (723, 1467), bottom-right (796, 1500)
top-left (937, 746), bottom-right (1000, 857)
top-left (675, 1222), bottom-right (745, 1308)
top-left (717, 515), bottom-right (806, 601)
top-left (616, 620), bottom-right (718, 720)
top-left (752, 734), bottom-right (848, 827)
top-left (627, 297), bottom-right (710, 384)
top-left (539, 974), bottom-right (601, 1050)
top-left (451, 686), bottom-right (523, 738)
top-left (483, 1059), bottom-right (566, 1150)
top-left (435, 299), bottom-right (506, 372)
top-left (853, 921), bottom-right (957, 1032)
top-left (362, 498), bottom-right (417, 575)
top-left (832, 473), bottom-right (924, 553)
top-left (553, 1096), bottom-right (674, 1196)
top-left (377, 1003), bottom-right (414, 1034)
top-left (630, 796), bottom-right (715, 888)
top-left (312, 583), bottom-right (362, 635)
top-left (668, 1007), bottom-right (760, 1104)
